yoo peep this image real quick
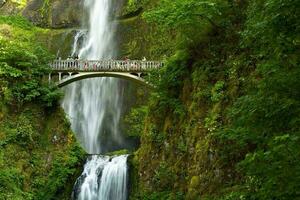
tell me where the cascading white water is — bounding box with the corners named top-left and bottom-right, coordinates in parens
top-left (61, 0), bottom-right (129, 199)
top-left (72, 155), bottom-right (128, 200)
top-left (62, 0), bottom-right (123, 154)
top-left (71, 30), bottom-right (86, 57)
top-left (62, 78), bottom-right (125, 154)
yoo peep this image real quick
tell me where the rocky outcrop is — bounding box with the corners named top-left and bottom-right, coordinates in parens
top-left (0, 0), bottom-right (21, 15)
top-left (0, 0), bottom-right (6, 7)
top-left (0, 0), bottom-right (83, 28)
top-left (50, 0), bottom-right (83, 28)
top-left (22, 0), bottom-right (84, 28)
top-left (21, 0), bottom-right (44, 25)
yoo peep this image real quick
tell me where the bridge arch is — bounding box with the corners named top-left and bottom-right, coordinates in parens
top-left (48, 59), bottom-right (163, 88)
top-left (53, 72), bottom-right (151, 88)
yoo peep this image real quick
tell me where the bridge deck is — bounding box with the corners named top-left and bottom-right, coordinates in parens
top-left (50, 60), bottom-right (163, 72)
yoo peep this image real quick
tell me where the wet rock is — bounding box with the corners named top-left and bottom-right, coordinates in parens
top-left (50, 0), bottom-right (83, 28)
top-left (21, 0), bottom-right (44, 26)
top-left (22, 0), bottom-right (83, 28)
top-left (0, 0), bottom-right (20, 15)
top-left (0, 0), bottom-right (6, 8)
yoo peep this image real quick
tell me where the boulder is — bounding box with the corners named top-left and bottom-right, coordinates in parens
top-left (21, 0), bottom-right (44, 26)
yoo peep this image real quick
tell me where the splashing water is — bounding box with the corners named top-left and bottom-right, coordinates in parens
top-left (72, 155), bottom-right (128, 200)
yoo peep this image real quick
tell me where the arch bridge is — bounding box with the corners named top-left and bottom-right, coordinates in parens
top-left (48, 59), bottom-right (163, 87)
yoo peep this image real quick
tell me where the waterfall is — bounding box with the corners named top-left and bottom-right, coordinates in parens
top-left (61, 0), bottom-right (129, 199)
top-left (72, 155), bottom-right (128, 200)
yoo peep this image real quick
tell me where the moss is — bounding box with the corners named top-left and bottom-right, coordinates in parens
top-left (36, 28), bottom-right (75, 58)
top-left (106, 149), bottom-right (130, 156)
top-left (0, 104), bottom-right (85, 199)
top-left (117, 6), bottom-right (176, 59)
top-left (11, 0), bottom-right (27, 9)
top-left (190, 176), bottom-right (200, 189)
top-left (38, 0), bottom-right (51, 26)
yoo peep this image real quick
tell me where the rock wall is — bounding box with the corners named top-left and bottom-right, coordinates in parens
top-left (116, 0), bottom-right (176, 60)
top-left (0, 0), bottom-right (83, 28)
top-left (23, 0), bottom-right (84, 28)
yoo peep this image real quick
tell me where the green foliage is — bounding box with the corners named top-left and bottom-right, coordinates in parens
top-left (148, 51), bottom-right (189, 118)
top-left (153, 162), bottom-right (175, 190)
top-left (35, 143), bottom-right (85, 199)
top-left (0, 168), bottom-right (24, 196)
top-left (211, 81), bottom-right (225, 102)
top-left (147, 124), bottom-right (166, 145)
top-left (125, 106), bottom-right (148, 137)
top-left (0, 15), bottom-right (33, 30)
top-left (212, 0), bottom-right (300, 199)
top-left (125, 0), bottom-right (149, 13)
top-left (131, 191), bottom-right (184, 200)
top-left (0, 16), bottom-right (83, 199)
top-left (143, 0), bottom-right (226, 30)
top-left (106, 149), bottom-right (130, 156)
top-left (132, 0), bottom-right (300, 199)
top-left (238, 135), bottom-right (300, 200)
top-left (0, 16), bottom-right (61, 107)
top-left (143, 0), bottom-right (229, 47)
top-left (0, 106), bottom-right (85, 200)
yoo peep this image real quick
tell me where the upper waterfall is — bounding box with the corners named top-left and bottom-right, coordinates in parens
top-left (62, 0), bottom-right (124, 154)
top-left (78, 0), bottom-right (116, 59)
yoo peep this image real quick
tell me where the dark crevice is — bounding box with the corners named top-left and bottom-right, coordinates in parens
top-left (116, 7), bottom-right (143, 20)
top-left (0, 0), bottom-right (6, 8)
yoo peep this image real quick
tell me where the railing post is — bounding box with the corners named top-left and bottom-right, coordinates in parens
top-left (58, 72), bottom-right (62, 82)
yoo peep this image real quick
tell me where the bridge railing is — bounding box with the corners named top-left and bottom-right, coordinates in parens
top-left (49, 60), bottom-right (163, 72)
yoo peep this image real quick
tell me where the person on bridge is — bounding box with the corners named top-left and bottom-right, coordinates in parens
top-left (124, 56), bottom-right (130, 70)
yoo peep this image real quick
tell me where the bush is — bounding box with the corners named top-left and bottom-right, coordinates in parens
top-left (0, 16), bottom-right (61, 108)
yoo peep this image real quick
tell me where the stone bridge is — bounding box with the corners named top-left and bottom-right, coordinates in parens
top-left (48, 59), bottom-right (163, 87)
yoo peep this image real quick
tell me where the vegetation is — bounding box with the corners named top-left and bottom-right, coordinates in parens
top-left (1, 0), bottom-right (299, 199)
top-left (0, 15), bottom-right (61, 108)
top-left (126, 0), bottom-right (300, 199)
top-left (0, 16), bottom-right (85, 200)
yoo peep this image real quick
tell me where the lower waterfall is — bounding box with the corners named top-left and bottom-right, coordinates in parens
top-left (72, 155), bottom-right (128, 200)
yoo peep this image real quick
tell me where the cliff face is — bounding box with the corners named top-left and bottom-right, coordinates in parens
top-left (23, 0), bottom-right (84, 28)
top-left (0, 0), bottom-right (83, 58)
top-left (0, 0), bottom-right (83, 28)
top-left (123, 0), bottom-right (300, 199)
top-left (117, 0), bottom-right (176, 60)
top-left (0, 0), bottom-right (160, 59)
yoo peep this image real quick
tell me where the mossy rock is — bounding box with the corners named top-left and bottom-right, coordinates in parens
top-left (106, 149), bottom-right (130, 156)
top-left (0, 0), bottom-right (22, 15)
top-left (190, 176), bottom-right (200, 189)
top-left (22, 0), bottom-right (83, 28)
top-left (186, 188), bottom-right (201, 200)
